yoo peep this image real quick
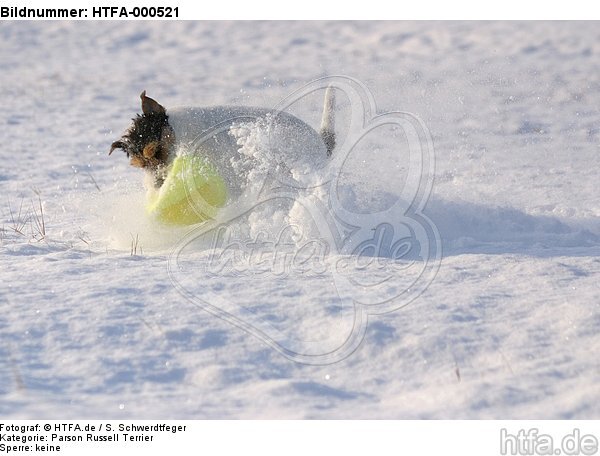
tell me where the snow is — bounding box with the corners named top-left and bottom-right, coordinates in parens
top-left (1, 21), bottom-right (599, 419)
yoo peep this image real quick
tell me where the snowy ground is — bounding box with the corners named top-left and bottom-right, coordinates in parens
top-left (1, 21), bottom-right (599, 419)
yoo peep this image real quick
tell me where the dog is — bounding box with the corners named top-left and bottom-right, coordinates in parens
top-left (110, 90), bottom-right (336, 190)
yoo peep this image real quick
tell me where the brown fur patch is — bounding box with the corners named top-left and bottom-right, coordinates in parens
top-left (130, 156), bottom-right (146, 168)
top-left (143, 142), bottom-right (159, 159)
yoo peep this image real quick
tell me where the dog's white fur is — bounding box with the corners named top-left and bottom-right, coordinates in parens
top-left (145, 90), bottom-right (336, 193)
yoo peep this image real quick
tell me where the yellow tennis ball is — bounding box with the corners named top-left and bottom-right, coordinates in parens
top-left (146, 155), bottom-right (227, 225)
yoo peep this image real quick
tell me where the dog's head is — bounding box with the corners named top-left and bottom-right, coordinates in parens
top-left (109, 91), bottom-right (175, 181)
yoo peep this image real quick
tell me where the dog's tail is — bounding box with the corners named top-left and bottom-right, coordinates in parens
top-left (319, 86), bottom-right (336, 156)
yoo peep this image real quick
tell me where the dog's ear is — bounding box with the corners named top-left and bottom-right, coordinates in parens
top-left (140, 90), bottom-right (166, 115)
top-left (109, 140), bottom-right (127, 156)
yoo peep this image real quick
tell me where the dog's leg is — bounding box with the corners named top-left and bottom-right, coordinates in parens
top-left (319, 86), bottom-right (336, 156)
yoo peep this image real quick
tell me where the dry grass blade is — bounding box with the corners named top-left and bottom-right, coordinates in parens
top-left (130, 233), bottom-right (140, 256)
top-left (31, 189), bottom-right (46, 241)
top-left (7, 198), bottom-right (29, 236)
top-left (86, 172), bottom-right (101, 192)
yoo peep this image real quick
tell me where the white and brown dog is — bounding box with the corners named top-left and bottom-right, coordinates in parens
top-left (110, 90), bottom-right (336, 190)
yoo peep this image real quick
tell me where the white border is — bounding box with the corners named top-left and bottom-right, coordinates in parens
top-left (1, 420), bottom-right (599, 456)
top-left (3, 0), bottom-right (600, 19)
